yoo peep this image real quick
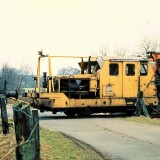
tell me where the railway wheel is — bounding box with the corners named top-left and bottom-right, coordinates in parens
top-left (64, 109), bottom-right (76, 117)
top-left (77, 111), bottom-right (91, 117)
top-left (125, 109), bottom-right (135, 115)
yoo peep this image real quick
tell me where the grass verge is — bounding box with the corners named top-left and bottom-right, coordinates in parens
top-left (120, 116), bottom-right (160, 125)
top-left (40, 127), bottom-right (104, 160)
top-left (0, 123), bottom-right (104, 160)
top-left (0, 125), bottom-right (16, 160)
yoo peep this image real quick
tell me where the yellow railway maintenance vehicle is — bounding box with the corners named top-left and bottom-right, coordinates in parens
top-left (23, 51), bottom-right (160, 117)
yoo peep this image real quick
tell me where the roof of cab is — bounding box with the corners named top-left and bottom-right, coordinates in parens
top-left (97, 55), bottom-right (149, 62)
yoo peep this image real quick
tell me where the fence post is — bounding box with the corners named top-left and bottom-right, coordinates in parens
top-left (16, 139), bottom-right (36, 160)
top-left (32, 109), bottom-right (40, 160)
top-left (0, 94), bottom-right (9, 134)
top-left (13, 102), bottom-right (24, 144)
top-left (21, 105), bottom-right (32, 141)
top-left (13, 102), bottom-right (40, 160)
top-left (13, 103), bottom-right (32, 144)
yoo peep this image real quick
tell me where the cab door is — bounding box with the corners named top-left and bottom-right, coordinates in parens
top-left (122, 62), bottom-right (140, 97)
top-left (107, 62), bottom-right (123, 97)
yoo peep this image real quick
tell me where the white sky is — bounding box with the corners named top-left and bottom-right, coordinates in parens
top-left (0, 0), bottom-right (160, 74)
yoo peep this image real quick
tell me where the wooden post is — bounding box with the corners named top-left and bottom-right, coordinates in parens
top-left (0, 94), bottom-right (9, 134)
top-left (16, 139), bottom-right (36, 160)
top-left (32, 109), bottom-right (40, 160)
top-left (13, 102), bottom-right (24, 144)
top-left (13, 103), bottom-right (33, 144)
top-left (13, 103), bottom-right (40, 159)
top-left (21, 105), bottom-right (32, 141)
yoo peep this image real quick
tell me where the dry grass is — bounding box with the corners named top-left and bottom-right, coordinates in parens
top-left (0, 124), bottom-right (16, 160)
top-left (0, 123), bottom-right (104, 160)
top-left (121, 116), bottom-right (160, 125)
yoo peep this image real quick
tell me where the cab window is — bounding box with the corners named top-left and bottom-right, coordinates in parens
top-left (126, 64), bottom-right (135, 76)
top-left (140, 63), bottom-right (148, 76)
top-left (109, 63), bottom-right (119, 76)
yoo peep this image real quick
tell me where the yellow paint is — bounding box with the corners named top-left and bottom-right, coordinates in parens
top-left (26, 53), bottom-right (158, 111)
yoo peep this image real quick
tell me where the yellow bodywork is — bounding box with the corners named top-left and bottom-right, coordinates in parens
top-left (26, 53), bottom-right (158, 114)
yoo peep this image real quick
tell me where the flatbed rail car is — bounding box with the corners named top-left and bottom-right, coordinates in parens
top-left (23, 51), bottom-right (160, 117)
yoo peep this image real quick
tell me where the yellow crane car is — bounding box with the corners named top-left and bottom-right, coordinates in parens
top-left (23, 51), bottom-right (160, 117)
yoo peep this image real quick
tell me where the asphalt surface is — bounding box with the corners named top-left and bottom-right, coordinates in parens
top-left (7, 106), bottom-right (160, 160)
top-left (38, 112), bottom-right (160, 160)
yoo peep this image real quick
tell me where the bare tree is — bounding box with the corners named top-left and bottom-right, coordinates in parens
top-left (138, 36), bottom-right (160, 54)
top-left (91, 45), bottom-right (109, 57)
top-left (0, 63), bottom-right (17, 90)
top-left (99, 45), bottom-right (109, 56)
top-left (57, 66), bottom-right (80, 75)
top-left (113, 44), bottom-right (128, 56)
top-left (0, 63), bottom-right (34, 93)
top-left (16, 64), bottom-right (34, 91)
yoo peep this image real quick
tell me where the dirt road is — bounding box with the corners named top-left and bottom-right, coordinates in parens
top-left (39, 113), bottom-right (160, 160)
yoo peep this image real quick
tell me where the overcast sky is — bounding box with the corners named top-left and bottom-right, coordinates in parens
top-left (0, 0), bottom-right (160, 73)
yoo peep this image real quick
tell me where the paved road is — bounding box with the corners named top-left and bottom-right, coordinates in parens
top-left (38, 112), bottom-right (160, 160)
top-left (7, 106), bottom-right (160, 160)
